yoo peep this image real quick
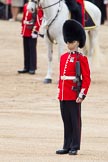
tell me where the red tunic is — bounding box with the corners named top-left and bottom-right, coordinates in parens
top-left (76, 0), bottom-right (85, 26)
top-left (21, 3), bottom-right (43, 37)
top-left (35, 6), bottom-right (43, 32)
top-left (58, 51), bottom-right (91, 100)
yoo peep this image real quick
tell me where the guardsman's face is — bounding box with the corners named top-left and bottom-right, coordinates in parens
top-left (67, 41), bottom-right (79, 51)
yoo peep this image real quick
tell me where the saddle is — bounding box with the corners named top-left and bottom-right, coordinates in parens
top-left (69, 10), bottom-right (96, 30)
top-left (84, 9), bottom-right (96, 30)
top-left (68, 9), bottom-right (96, 30)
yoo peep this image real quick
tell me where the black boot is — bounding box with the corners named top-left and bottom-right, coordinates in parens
top-left (56, 148), bottom-right (70, 154)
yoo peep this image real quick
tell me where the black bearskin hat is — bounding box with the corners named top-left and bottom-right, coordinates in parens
top-left (63, 19), bottom-right (86, 48)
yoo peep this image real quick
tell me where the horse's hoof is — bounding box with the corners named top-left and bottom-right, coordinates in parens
top-left (43, 78), bottom-right (52, 84)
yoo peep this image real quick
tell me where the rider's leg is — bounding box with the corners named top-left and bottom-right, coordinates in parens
top-left (65, 0), bottom-right (83, 25)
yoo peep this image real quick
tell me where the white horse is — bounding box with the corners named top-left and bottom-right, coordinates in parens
top-left (35, 0), bottom-right (101, 83)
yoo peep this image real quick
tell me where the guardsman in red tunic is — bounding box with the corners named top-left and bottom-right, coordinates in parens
top-left (18, 1), bottom-right (43, 74)
top-left (56, 20), bottom-right (91, 155)
top-left (65, 0), bottom-right (85, 26)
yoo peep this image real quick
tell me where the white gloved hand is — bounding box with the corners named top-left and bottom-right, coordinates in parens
top-left (31, 32), bottom-right (38, 39)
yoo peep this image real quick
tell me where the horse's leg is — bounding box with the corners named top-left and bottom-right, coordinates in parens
top-left (88, 28), bottom-right (99, 66)
top-left (44, 41), bottom-right (53, 83)
top-left (83, 30), bottom-right (89, 56)
top-left (58, 41), bottom-right (65, 60)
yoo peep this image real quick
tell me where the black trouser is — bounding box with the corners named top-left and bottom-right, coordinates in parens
top-left (23, 37), bottom-right (37, 71)
top-left (60, 100), bottom-right (81, 150)
top-left (65, 0), bottom-right (82, 24)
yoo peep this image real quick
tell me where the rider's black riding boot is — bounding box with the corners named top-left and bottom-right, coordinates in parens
top-left (65, 0), bottom-right (82, 25)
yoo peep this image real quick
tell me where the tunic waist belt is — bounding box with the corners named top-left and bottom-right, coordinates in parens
top-left (24, 20), bottom-right (34, 25)
top-left (61, 76), bottom-right (76, 80)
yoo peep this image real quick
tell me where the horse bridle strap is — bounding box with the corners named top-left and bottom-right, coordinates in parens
top-left (42, 0), bottom-right (63, 10)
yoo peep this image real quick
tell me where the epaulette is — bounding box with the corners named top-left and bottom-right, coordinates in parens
top-left (77, 51), bottom-right (85, 57)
